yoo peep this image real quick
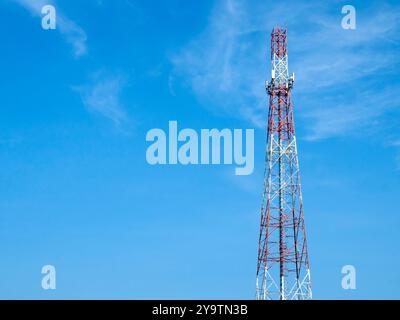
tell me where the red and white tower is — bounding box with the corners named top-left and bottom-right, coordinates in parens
top-left (256, 27), bottom-right (312, 300)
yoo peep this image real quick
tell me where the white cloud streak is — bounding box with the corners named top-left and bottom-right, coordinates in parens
top-left (302, 89), bottom-right (395, 141)
top-left (171, 0), bottom-right (400, 141)
top-left (74, 72), bottom-right (128, 126)
top-left (13, 0), bottom-right (87, 58)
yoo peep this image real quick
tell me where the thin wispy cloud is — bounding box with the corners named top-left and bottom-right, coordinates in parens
top-left (291, 4), bottom-right (400, 92)
top-left (387, 139), bottom-right (400, 170)
top-left (171, 0), bottom-right (400, 141)
top-left (302, 89), bottom-right (395, 141)
top-left (13, 0), bottom-right (87, 58)
top-left (171, 0), bottom-right (267, 126)
top-left (74, 72), bottom-right (129, 127)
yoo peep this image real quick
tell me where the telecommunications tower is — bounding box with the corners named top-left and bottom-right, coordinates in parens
top-left (255, 27), bottom-right (312, 300)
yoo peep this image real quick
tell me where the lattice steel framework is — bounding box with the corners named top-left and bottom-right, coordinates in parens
top-left (255, 27), bottom-right (312, 300)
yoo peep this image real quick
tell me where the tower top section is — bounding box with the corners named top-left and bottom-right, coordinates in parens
top-left (271, 27), bottom-right (287, 60)
top-left (266, 27), bottom-right (295, 94)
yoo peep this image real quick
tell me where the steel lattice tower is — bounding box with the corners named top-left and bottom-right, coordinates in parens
top-left (255, 27), bottom-right (312, 300)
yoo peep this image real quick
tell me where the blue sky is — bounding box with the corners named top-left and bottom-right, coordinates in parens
top-left (0, 0), bottom-right (399, 299)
